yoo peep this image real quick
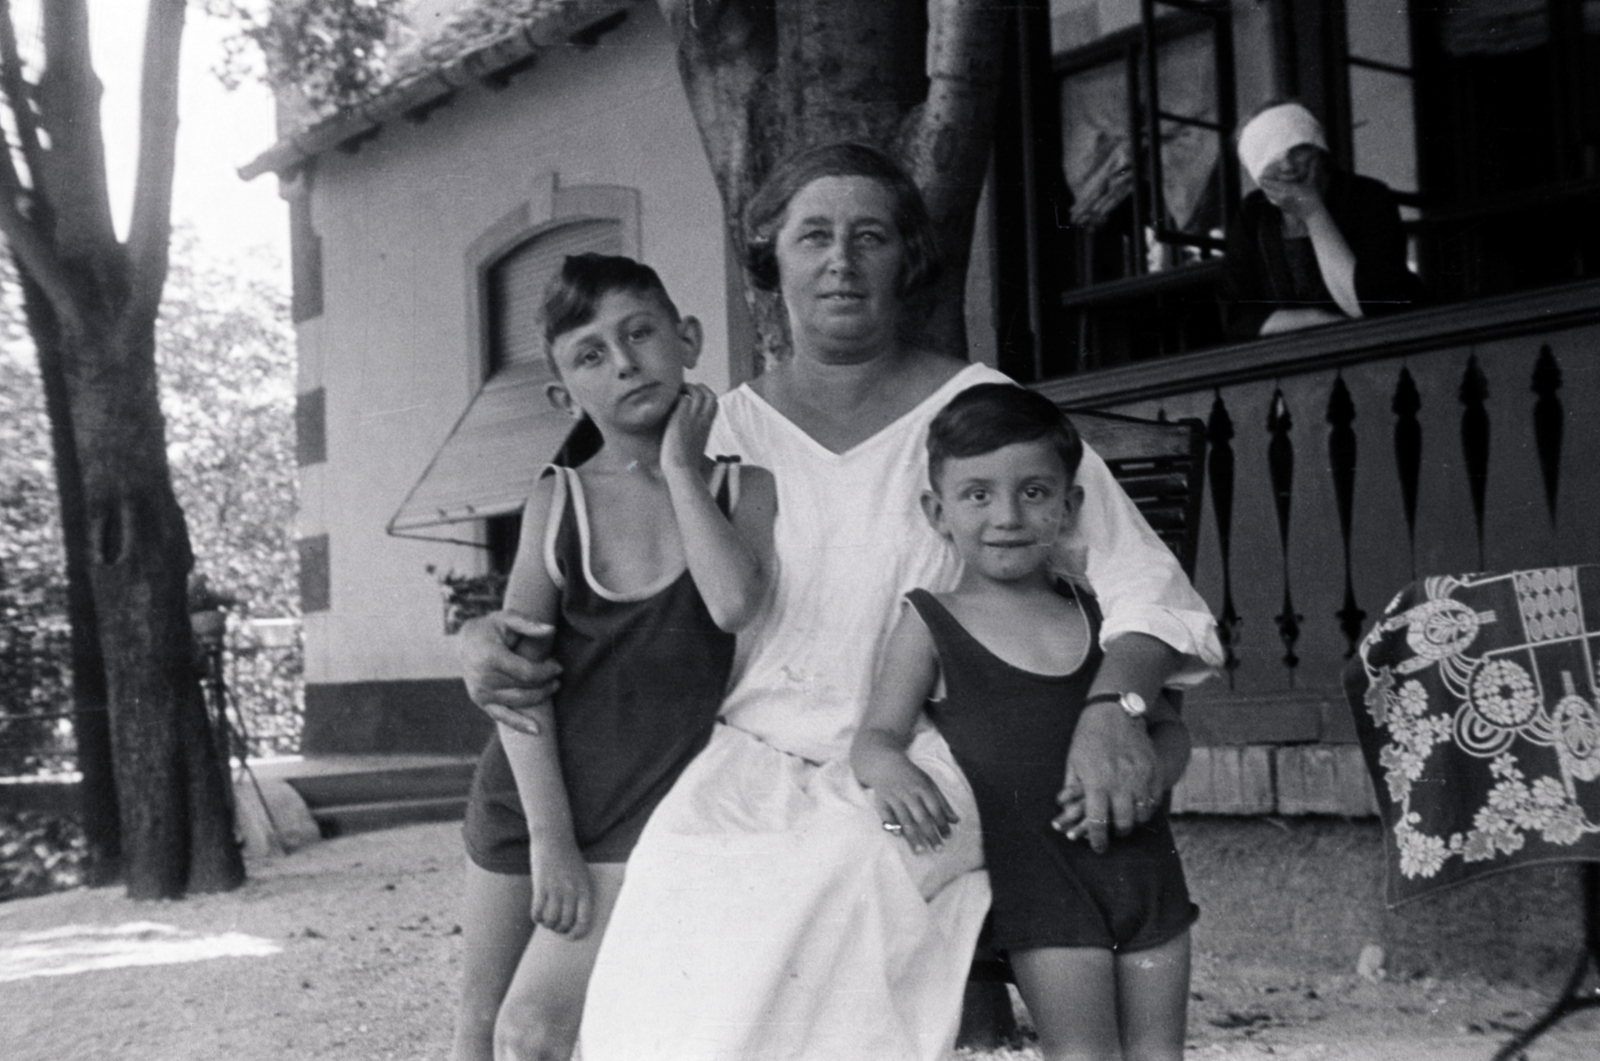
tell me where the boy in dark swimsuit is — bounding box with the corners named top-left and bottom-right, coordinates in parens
top-left (851, 383), bottom-right (1195, 1061)
top-left (452, 254), bottom-right (775, 1061)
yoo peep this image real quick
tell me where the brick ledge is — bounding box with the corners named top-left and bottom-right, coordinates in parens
top-left (1171, 744), bottom-right (1379, 818)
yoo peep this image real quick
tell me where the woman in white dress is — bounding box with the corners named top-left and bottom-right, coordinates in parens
top-left (461, 143), bottom-right (1221, 1061)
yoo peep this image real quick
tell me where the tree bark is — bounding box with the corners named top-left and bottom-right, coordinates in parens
top-left (658, 0), bottom-right (1007, 365)
top-left (0, 0), bottom-right (242, 898)
top-left (71, 324), bottom-right (242, 897)
top-left (18, 262), bottom-right (121, 884)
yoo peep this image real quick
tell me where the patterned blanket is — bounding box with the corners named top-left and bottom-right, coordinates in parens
top-left (1345, 567), bottom-right (1600, 905)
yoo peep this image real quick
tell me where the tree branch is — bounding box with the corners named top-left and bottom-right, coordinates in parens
top-left (0, 189), bottom-right (85, 334)
top-left (126, 0), bottom-right (187, 323)
top-left (0, 0), bottom-right (46, 193)
top-left (37, 0), bottom-right (119, 263)
top-left (900, 0), bottom-right (1006, 237)
top-left (896, 0), bottom-right (1008, 357)
top-left (657, 0), bottom-right (775, 216)
top-left (0, 3), bottom-right (79, 330)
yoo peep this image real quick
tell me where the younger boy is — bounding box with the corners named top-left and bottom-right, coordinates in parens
top-left (851, 383), bottom-right (1196, 1061)
top-left (452, 254), bottom-right (775, 1061)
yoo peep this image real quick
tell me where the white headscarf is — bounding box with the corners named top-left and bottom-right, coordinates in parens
top-left (1236, 103), bottom-right (1328, 184)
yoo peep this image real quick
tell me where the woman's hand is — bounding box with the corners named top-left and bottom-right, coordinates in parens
top-left (459, 611), bottom-right (561, 734)
top-left (1052, 774), bottom-right (1087, 836)
top-left (860, 752), bottom-right (959, 855)
top-left (662, 383), bottom-right (719, 472)
top-left (1062, 703), bottom-right (1160, 852)
top-left (527, 839), bottom-right (595, 938)
top-left (1257, 172), bottom-right (1328, 223)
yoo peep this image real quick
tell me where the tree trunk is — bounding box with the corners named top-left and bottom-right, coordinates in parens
top-left (63, 316), bottom-right (243, 899)
top-left (660, 0), bottom-right (1006, 366)
top-left (0, 0), bottom-right (241, 899)
top-left (661, 0), bottom-right (1015, 1043)
top-left (18, 262), bottom-right (121, 884)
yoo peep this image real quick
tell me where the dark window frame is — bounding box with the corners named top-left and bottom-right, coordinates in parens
top-left (1002, 0), bottom-right (1600, 381)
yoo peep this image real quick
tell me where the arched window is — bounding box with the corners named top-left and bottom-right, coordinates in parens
top-left (486, 218), bottom-right (623, 372)
top-left (388, 182), bottom-right (639, 558)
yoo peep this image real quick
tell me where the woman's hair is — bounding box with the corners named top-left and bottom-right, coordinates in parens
top-left (743, 142), bottom-right (942, 297)
top-left (925, 383), bottom-right (1084, 489)
top-left (540, 253), bottom-right (679, 364)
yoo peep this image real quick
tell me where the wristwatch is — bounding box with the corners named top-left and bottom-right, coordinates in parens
top-left (1086, 690), bottom-right (1147, 719)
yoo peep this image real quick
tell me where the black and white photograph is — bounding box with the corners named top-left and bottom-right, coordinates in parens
top-left (2, 2), bottom-right (1598, 1059)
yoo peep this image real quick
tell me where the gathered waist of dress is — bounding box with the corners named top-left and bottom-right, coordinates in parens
top-left (717, 682), bottom-right (860, 765)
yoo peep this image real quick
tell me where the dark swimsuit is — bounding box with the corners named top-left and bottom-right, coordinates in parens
top-left (463, 464), bottom-right (737, 870)
top-left (908, 584), bottom-right (1197, 953)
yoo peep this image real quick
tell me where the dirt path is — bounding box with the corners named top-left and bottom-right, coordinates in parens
top-left (1, 822), bottom-right (1593, 1060)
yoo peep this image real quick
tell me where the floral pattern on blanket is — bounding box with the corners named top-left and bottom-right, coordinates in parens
top-left (1345, 567), bottom-right (1600, 904)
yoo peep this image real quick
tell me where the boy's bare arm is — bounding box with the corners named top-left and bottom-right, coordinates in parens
top-left (497, 475), bottom-right (594, 938)
top-left (661, 384), bottom-right (775, 631)
top-left (850, 608), bottom-right (958, 854)
top-left (499, 718), bottom-right (594, 938)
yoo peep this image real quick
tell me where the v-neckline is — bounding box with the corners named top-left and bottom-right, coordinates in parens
top-left (740, 362), bottom-right (991, 462)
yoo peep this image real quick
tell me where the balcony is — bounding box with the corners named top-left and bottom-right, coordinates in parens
top-left (1035, 277), bottom-right (1600, 814)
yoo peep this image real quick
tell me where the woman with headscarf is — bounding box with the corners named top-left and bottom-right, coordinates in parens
top-left (1220, 101), bottom-right (1425, 340)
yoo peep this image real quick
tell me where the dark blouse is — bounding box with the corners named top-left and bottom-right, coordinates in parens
top-left (1220, 170), bottom-right (1426, 341)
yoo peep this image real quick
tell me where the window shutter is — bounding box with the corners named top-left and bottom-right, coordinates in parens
top-left (488, 219), bottom-right (624, 371)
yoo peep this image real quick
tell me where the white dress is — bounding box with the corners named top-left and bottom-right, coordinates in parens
top-left (580, 363), bottom-right (1222, 1061)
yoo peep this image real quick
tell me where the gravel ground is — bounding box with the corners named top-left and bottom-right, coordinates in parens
top-left (0, 821), bottom-right (1594, 1060)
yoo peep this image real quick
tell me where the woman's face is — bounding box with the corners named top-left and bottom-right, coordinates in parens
top-left (1259, 144), bottom-right (1325, 188)
top-left (774, 175), bottom-right (906, 356)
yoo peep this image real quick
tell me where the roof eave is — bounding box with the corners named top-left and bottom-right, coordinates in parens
top-left (238, 0), bottom-right (637, 182)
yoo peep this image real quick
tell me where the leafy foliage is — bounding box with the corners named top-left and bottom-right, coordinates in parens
top-left (213, 1), bottom-right (593, 115)
top-left (0, 265), bottom-right (71, 776)
top-left (211, 0), bottom-right (410, 112)
top-left (157, 232), bottom-right (300, 625)
top-left (0, 810), bottom-right (87, 901)
top-left (430, 568), bottom-right (508, 635)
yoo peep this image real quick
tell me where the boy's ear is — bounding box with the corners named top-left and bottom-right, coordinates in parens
top-left (545, 381), bottom-right (582, 420)
top-left (676, 315), bottom-right (703, 368)
top-left (1063, 483), bottom-right (1085, 518)
top-left (919, 489), bottom-right (951, 540)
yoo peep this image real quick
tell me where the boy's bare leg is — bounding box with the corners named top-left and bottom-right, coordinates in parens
top-left (1115, 932), bottom-right (1190, 1061)
top-left (493, 862), bottom-right (626, 1061)
top-left (452, 863), bottom-right (534, 1061)
top-left (1010, 945), bottom-right (1121, 1061)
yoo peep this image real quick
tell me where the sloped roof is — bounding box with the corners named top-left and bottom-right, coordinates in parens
top-left (238, 0), bottom-right (638, 180)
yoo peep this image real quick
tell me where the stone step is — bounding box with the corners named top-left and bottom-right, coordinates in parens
top-left (312, 794), bottom-right (469, 838)
top-left (283, 760), bottom-right (476, 810)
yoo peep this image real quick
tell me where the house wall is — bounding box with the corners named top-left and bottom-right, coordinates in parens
top-left (295, 7), bottom-right (728, 750)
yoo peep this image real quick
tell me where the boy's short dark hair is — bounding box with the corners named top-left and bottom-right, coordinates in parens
top-left (540, 253), bottom-right (680, 372)
top-left (926, 383), bottom-right (1084, 489)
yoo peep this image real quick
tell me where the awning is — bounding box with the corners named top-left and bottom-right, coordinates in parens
top-left (387, 360), bottom-right (585, 541)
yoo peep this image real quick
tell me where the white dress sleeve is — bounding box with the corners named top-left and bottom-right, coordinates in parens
top-left (1062, 443), bottom-right (1225, 686)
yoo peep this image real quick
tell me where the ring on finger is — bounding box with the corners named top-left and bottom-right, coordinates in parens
top-left (882, 821), bottom-right (904, 834)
